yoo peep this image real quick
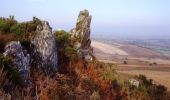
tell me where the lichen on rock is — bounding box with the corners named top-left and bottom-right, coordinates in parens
top-left (31, 21), bottom-right (58, 73)
top-left (3, 41), bottom-right (31, 85)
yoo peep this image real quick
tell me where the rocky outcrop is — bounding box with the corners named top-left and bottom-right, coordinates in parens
top-left (2, 10), bottom-right (93, 87)
top-left (70, 9), bottom-right (93, 61)
top-left (3, 41), bottom-right (31, 85)
top-left (31, 21), bottom-right (58, 73)
top-left (3, 21), bottom-right (58, 86)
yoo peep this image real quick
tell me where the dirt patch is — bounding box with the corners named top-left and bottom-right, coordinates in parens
top-left (91, 41), bottom-right (128, 56)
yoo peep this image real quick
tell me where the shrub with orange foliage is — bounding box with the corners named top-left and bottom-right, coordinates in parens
top-left (72, 60), bottom-right (128, 100)
top-left (32, 70), bottom-right (58, 100)
top-left (0, 67), bottom-right (8, 88)
top-left (0, 34), bottom-right (17, 53)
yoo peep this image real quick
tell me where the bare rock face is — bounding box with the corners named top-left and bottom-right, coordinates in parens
top-left (31, 21), bottom-right (58, 73)
top-left (70, 9), bottom-right (93, 61)
top-left (3, 41), bottom-right (31, 85)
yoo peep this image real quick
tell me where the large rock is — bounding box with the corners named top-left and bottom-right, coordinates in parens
top-left (3, 41), bottom-right (31, 85)
top-left (31, 21), bottom-right (58, 73)
top-left (70, 9), bottom-right (93, 61)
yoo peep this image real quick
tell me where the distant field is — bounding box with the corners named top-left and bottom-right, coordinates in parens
top-left (125, 39), bottom-right (170, 57)
top-left (92, 40), bottom-right (170, 64)
top-left (92, 40), bottom-right (170, 90)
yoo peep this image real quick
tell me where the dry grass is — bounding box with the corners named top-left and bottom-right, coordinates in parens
top-left (0, 67), bottom-right (8, 88)
top-left (0, 89), bottom-right (11, 100)
top-left (32, 70), bottom-right (58, 100)
top-left (0, 34), bottom-right (17, 52)
top-left (0, 68), bottom-right (11, 100)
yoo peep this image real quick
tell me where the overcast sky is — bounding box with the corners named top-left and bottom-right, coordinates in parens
top-left (0, 0), bottom-right (170, 38)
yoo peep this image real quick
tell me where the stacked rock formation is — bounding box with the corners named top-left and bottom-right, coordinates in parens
top-left (70, 9), bottom-right (93, 61)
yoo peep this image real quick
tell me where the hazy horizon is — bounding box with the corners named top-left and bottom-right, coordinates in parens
top-left (1, 0), bottom-right (170, 39)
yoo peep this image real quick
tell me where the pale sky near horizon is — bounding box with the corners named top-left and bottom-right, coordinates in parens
top-left (0, 0), bottom-right (170, 38)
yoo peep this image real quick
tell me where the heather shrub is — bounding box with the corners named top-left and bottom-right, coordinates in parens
top-left (137, 74), bottom-right (153, 88)
top-left (0, 89), bottom-right (11, 100)
top-left (0, 34), bottom-right (16, 53)
top-left (0, 54), bottom-right (23, 85)
top-left (10, 23), bottom-right (26, 36)
top-left (0, 68), bottom-right (8, 89)
top-left (0, 16), bottom-right (41, 54)
top-left (32, 70), bottom-right (59, 100)
top-left (0, 21), bottom-right (10, 33)
top-left (148, 84), bottom-right (168, 100)
top-left (54, 30), bottom-right (78, 73)
top-left (54, 30), bottom-right (70, 44)
top-left (101, 67), bottom-right (115, 81)
top-left (64, 46), bottom-right (76, 54)
top-left (0, 16), bottom-right (17, 34)
top-left (73, 60), bottom-right (128, 99)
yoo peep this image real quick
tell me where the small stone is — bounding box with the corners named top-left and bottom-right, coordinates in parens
top-left (129, 79), bottom-right (140, 88)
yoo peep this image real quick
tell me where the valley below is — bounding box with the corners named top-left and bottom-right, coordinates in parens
top-left (92, 40), bottom-right (170, 90)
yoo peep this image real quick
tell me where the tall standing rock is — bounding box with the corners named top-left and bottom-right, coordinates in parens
top-left (70, 9), bottom-right (93, 61)
top-left (31, 21), bottom-right (58, 73)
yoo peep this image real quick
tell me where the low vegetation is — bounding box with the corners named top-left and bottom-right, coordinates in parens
top-left (0, 16), bottom-right (41, 52)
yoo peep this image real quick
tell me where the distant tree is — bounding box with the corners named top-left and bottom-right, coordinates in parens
top-left (149, 63), bottom-right (153, 66)
top-left (54, 30), bottom-right (70, 44)
top-left (123, 60), bottom-right (128, 64)
top-left (153, 62), bottom-right (157, 65)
